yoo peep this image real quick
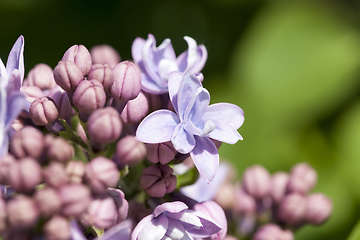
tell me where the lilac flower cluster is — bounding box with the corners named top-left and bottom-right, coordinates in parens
top-left (0, 34), bottom-right (332, 240)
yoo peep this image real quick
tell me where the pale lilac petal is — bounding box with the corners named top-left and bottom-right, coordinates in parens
top-left (184, 119), bottom-right (215, 137)
top-left (141, 72), bottom-right (168, 94)
top-left (206, 120), bottom-right (243, 144)
top-left (154, 201), bottom-right (188, 217)
top-left (165, 218), bottom-right (191, 240)
top-left (132, 37), bottom-right (146, 64)
top-left (183, 36), bottom-right (198, 71)
top-left (136, 110), bottom-right (180, 144)
top-left (5, 92), bottom-right (26, 130)
top-left (154, 36), bottom-right (177, 62)
top-left (99, 220), bottom-right (132, 240)
top-left (158, 59), bottom-right (179, 86)
top-left (0, 134), bottom-right (8, 158)
top-left (190, 136), bottom-right (219, 183)
top-left (6, 69), bottom-right (22, 93)
top-left (138, 214), bottom-right (168, 240)
top-left (6, 35), bottom-right (24, 83)
top-left (168, 71), bottom-right (183, 114)
top-left (131, 215), bottom-right (154, 240)
top-left (185, 87), bottom-right (210, 124)
top-left (70, 220), bottom-right (87, 240)
top-left (202, 103), bottom-right (244, 130)
top-left (188, 45), bottom-right (208, 74)
top-left (142, 35), bottom-right (162, 84)
top-left (166, 211), bottom-right (202, 228)
top-left (177, 37), bottom-right (207, 74)
top-left (184, 210), bottom-right (222, 239)
top-left (0, 59), bottom-right (6, 83)
top-left (171, 124), bottom-right (196, 154)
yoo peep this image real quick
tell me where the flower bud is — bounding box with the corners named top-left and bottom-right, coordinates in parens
top-left (62, 44), bottom-right (92, 75)
top-left (0, 198), bottom-right (7, 232)
top-left (26, 63), bottom-right (56, 90)
top-left (140, 165), bottom-right (177, 197)
top-left (29, 97), bottom-right (59, 126)
top-left (84, 157), bottom-right (119, 194)
top-left (214, 182), bottom-right (236, 210)
top-left (277, 193), bottom-right (307, 225)
top-left (114, 135), bottom-right (146, 167)
top-left (87, 107), bottom-right (122, 144)
top-left (88, 63), bottom-right (114, 91)
top-left (234, 188), bottom-right (256, 214)
top-left (0, 154), bottom-right (16, 184)
top-left (194, 201), bottom-right (227, 240)
top-left (82, 196), bottom-right (117, 229)
top-left (287, 163), bottom-right (317, 195)
top-left (34, 188), bottom-right (61, 217)
top-left (10, 126), bottom-right (45, 159)
top-left (107, 188), bottom-right (129, 223)
top-left (47, 86), bottom-right (75, 119)
top-left (145, 142), bottom-right (176, 164)
top-left (65, 160), bottom-right (86, 184)
top-left (73, 79), bottom-right (106, 114)
top-left (305, 193), bottom-right (333, 225)
top-left (7, 196), bottom-right (40, 229)
top-left (21, 85), bottom-right (45, 103)
top-left (224, 236), bottom-right (239, 240)
top-left (43, 215), bottom-right (71, 240)
top-left (7, 157), bottom-right (42, 193)
top-left (120, 91), bottom-right (149, 124)
top-left (110, 61), bottom-right (141, 101)
top-left (90, 44), bottom-right (121, 68)
top-left (242, 165), bottom-right (271, 199)
top-left (43, 162), bottom-right (69, 188)
top-left (45, 136), bottom-right (74, 163)
top-left (253, 224), bottom-right (294, 240)
top-left (58, 184), bottom-right (91, 217)
top-left (53, 60), bottom-right (84, 92)
top-left (271, 171), bottom-right (289, 204)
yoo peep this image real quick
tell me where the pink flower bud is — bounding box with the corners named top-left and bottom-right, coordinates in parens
top-left (43, 215), bottom-right (71, 240)
top-left (114, 135), bottom-right (146, 167)
top-left (224, 236), bottom-right (239, 240)
top-left (26, 63), bottom-right (56, 90)
top-left (214, 183), bottom-right (236, 210)
top-left (29, 97), bottom-right (59, 126)
top-left (120, 91), bottom-right (149, 124)
top-left (287, 163), bottom-right (317, 195)
top-left (84, 157), bottom-right (119, 194)
top-left (21, 85), bottom-right (45, 103)
top-left (7, 157), bottom-right (42, 193)
top-left (73, 79), bottom-right (106, 114)
top-left (107, 188), bottom-right (129, 223)
top-left (234, 187), bottom-right (256, 214)
top-left (305, 193), bottom-right (333, 225)
top-left (110, 61), bottom-right (141, 101)
top-left (7, 196), bottom-right (40, 229)
top-left (82, 196), bottom-right (117, 229)
top-left (277, 193), bottom-right (307, 225)
top-left (45, 136), bottom-right (74, 163)
top-left (145, 142), bottom-right (176, 164)
top-left (62, 45), bottom-right (92, 75)
top-left (253, 224), bottom-right (294, 240)
top-left (0, 154), bottom-right (16, 184)
top-left (90, 44), bottom-right (121, 68)
top-left (140, 165), bottom-right (177, 197)
top-left (87, 107), bottom-right (122, 144)
top-left (43, 162), bottom-right (68, 188)
top-left (88, 63), bottom-right (114, 91)
top-left (34, 188), bottom-right (61, 217)
top-left (65, 161), bottom-right (86, 184)
top-left (58, 184), bottom-right (91, 217)
top-left (242, 165), bottom-right (271, 199)
top-left (47, 86), bottom-right (75, 119)
top-left (53, 60), bottom-right (84, 92)
top-left (10, 126), bottom-right (45, 159)
top-left (271, 172), bottom-right (289, 204)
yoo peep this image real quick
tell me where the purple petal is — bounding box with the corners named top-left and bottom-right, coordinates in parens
top-left (138, 214), bottom-right (168, 240)
top-left (185, 87), bottom-right (210, 124)
top-left (168, 71), bottom-right (183, 114)
top-left (183, 36), bottom-right (198, 71)
top-left (157, 59), bottom-right (178, 85)
top-left (202, 103), bottom-right (244, 130)
top-left (171, 124), bottom-right (196, 154)
top-left (0, 59), bottom-right (7, 84)
top-left (5, 92), bottom-right (26, 130)
top-left (99, 220), bottom-right (132, 240)
top-left (70, 220), bottom-right (87, 240)
top-left (206, 120), bottom-right (243, 144)
top-left (142, 35), bottom-right (162, 84)
top-left (190, 136), bottom-right (219, 183)
top-left (166, 211), bottom-right (202, 228)
top-left (165, 218), bottom-right (192, 240)
top-left (6, 36), bottom-right (24, 83)
top-left (153, 201), bottom-right (188, 217)
top-left (6, 69), bottom-right (22, 93)
top-left (141, 72), bottom-right (168, 94)
top-left (184, 119), bottom-right (215, 137)
top-left (0, 134), bottom-right (8, 158)
top-left (183, 210), bottom-right (222, 239)
top-left (136, 110), bottom-right (180, 144)
top-left (177, 37), bottom-right (207, 74)
top-left (132, 37), bottom-right (146, 64)
top-left (188, 45), bottom-right (208, 74)
top-left (131, 214), bottom-right (154, 240)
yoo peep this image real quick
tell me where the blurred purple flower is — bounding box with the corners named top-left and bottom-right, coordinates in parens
top-left (0, 36), bottom-right (29, 157)
top-left (132, 34), bottom-right (207, 94)
top-left (131, 201), bottom-right (221, 240)
top-left (136, 71), bottom-right (244, 183)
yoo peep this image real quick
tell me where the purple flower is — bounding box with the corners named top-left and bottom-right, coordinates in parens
top-left (0, 36), bottom-right (28, 157)
top-left (132, 34), bottom-right (207, 94)
top-left (136, 71), bottom-right (244, 183)
top-left (131, 201), bottom-right (221, 240)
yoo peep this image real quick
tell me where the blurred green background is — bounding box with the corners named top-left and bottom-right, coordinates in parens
top-left (2, 0), bottom-right (360, 239)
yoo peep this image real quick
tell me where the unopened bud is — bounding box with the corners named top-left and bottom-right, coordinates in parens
top-left (53, 60), bottom-right (84, 92)
top-left (47, 86), bottom-right (75, 119)
top-left (146, 142), bottom-right (176, 164)
top-left (114, 135), bottom-right (146, 167)
top-left (26, 63), bottom-right (56, 90)
top-left (277, 193), bottom-right (307, 225)
top-left (7, 196), bottom-right (39, 229)
top-left (58, 184), bottom-right (91, 217)
top-left (10, 126), bottom-right (45, 159)
top-left (34, 188), bottom-right (61, 217)
top-left (271, 171), bottom-right (289, 204)
top-left (287, 163), bottom-right (317, 195)
top-left (107, 188), bottom-right (129, 223)
top-left (45, 136), bottom-right (74, 163)
top-left (253, 224), bottom-right (294, 240)
top-left (234, 187), bottom-right (256, 214)
top-left (214, 182), bottom-right (236, 210)
top-left (21, 85), bottom-right (45, 103)
top-left (90, 44), bottom-right (121, 68)
top-left (305, 193), bottom-right (333, 225)
top-left (82, 196), bottom-right (117, 229)
top-left (43, 215), bottom-right (71, 240)
top-left (0, 154), bottom-right (16, 184)
top-left (242, 165), bottom-right (271, 199)
top-left (43, 162), bottom-right (68, 188)
top-left (73, 79), bottom-right (106, 114)
top-left (30, 96), bottom-right (59, 126)
top-left (88, 63), bottom-right (114, 91)
top-left (121, 91), bottom-right (149, 124)
top-left (62, 44), bottom-right (92, 75)
top-left (65, 161), bottom-right (86, 184)
top-left (140, 165), bottom-right (177, 197)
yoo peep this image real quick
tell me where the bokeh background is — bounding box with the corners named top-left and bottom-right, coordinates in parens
top-left (1, 0), bottom-right (360, 239)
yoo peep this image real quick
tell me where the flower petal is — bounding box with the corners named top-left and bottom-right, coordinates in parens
top-left (132, 37), bottom-right (146, 64)
top-left (190, 136), bottom-right (219, 183)
top-left (166, 212), bottom-right (202, 229)
top-left (136, 110), bottom-right (180, 144)
top-left (185, 87), bottom-right (210, 124)
top-left (99, 220), bottom-right (132, 240)
top-left (154, 201), bottom-right (188, 217)
top-left (141, 72), bottom-right (168, 94)
top-left (202, 103), bottom-right (244, 130)
top-left (69, 220), bottom-right (87, 240)
top-left (0, 59), bottom-right (7, 85)
top-left (6, 69), bottom-right (22, 93)
top-left (158, 59), bottom-right (179, 85)
top-left (138, 214), bottom-right (168, 240)
top-left (131, 215), bottom-right (154, 240)
top-left (177, 37), bottom-right (207, 74)
top-left (5, 92), bottom-right (26, 131)
top-left (165, 218), bottom-right (193, 240)
top-left (168, 71), bottom-right (183, 114)
top-left (183, 210), bottom-right (222, 239)
top-left (6, 35), bottom-right (24, 84)
top-left (207, 120), bottom-right (243, 144)
top-left (171, 124), bottom-right (196, 154)
top-left (188, 45), bottom-right (208, 74)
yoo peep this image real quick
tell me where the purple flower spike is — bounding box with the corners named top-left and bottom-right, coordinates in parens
top-left (136, 71), bottom-right (244, 183)
top-left (131, 201), bottom-right (221, 240)
top-left (132, 34), bottom-right (207, 94)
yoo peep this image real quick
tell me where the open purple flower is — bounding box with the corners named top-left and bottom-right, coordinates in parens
top-left (132, 34), bottom-right (207, 94)
top-left (136, 71), bottom-right (244, 183)
top-left (131, 201), bottom-right (221, 240)
top-left (0, 36), bottom-right (28, 157)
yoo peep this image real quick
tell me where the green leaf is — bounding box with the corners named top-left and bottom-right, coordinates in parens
top-left (176, 167), bottom-right (199, 189)
top-left (347, 219), bottom-right (360, 240)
